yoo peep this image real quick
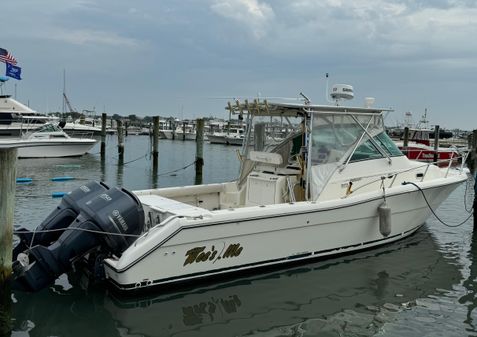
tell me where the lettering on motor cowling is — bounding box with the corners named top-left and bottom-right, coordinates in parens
top-left (183, 243), bottom-right (243, 267)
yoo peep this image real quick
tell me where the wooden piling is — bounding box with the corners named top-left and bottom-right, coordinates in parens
top-left (152, 116), bottom-right (159, 177)
top-left (101, 113), bottom-right (107, 158)
top-left (472, 130), bottom-right (477, 174)
top-left (117, 119), bottom-right (124, 161)
top-left (0, 147), bottom-right (16, 336)
top-left (195, 118), bottom-right (204, 185)
top-left (433, 125), bottom-right (440, 164)
top-left (402, 127), bottom-right (410, 154)
top-left (474, 170), bottom-right (477, 230)
top-left (469, 130), bottom-right (477, 229)
top-left (182, 121), bottom-right (187, 141)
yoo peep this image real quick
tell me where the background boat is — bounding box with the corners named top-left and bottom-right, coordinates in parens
top-left (10, 122), bottom-right (97, 158)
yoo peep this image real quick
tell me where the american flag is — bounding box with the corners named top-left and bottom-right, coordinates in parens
top-left (0, 48), bottom-right (18, 65)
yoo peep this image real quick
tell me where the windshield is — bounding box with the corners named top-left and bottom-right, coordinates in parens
top-left (310, 113), bottom-right (402, 164)
top-left (309, 112), bottom-right (403, 200)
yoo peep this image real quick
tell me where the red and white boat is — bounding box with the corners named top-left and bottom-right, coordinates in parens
top-left (394, 128), bottom-right (459, 166)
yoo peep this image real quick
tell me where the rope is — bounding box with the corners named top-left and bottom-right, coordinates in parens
top-left (14, 226), bottom-right (142, 239)
top-left (403, 181), bottom-right (473, 228)
top-left (157, 160), bottom-right (197, 177)
top-left (122, 153), bottom-right (148, 165)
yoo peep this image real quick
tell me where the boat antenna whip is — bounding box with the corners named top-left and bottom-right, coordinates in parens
top-left (325, 73), bottom-right (333, 104)
top-left (300, 92), bottom-right (310, 105)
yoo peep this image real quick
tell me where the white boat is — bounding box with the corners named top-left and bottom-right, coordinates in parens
top-left (163, 125), bottom-right (197, 140)
top-left (12, 85), bottom-right (468, 293)
top-left (224, 127), bottom-right (245, 146)
top-left (4, 123), bottom-right (97, 158)
top-left (12, 227), bottom-right (459, 336)
top-left (0, 95), bottom-right (57, 138)
top-left (61, 119), bottom-right (102, 137)
top-left (207, 131), bottom-right (228, 144)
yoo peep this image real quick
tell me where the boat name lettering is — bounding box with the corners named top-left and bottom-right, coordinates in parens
top-left (183, 243), bottom-right (243, 266)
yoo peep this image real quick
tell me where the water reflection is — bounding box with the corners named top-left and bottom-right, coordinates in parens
top-left (10, 227), bottom-right (462, 337)
top-left (460, 227), bottom-right (477, 332)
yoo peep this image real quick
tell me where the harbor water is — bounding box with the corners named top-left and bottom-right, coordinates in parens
top-left (7, 135), bottom-right (477, 337)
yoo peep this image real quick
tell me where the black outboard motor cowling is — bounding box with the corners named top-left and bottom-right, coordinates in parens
top-left (13, 186), bottom-right (145, 292)
top-left (13, 181), bottom-right (110, 260)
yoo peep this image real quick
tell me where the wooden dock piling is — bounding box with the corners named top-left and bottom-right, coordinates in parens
top-left (469, 130), bottom-right (477, 174)
top-left (433, 125), bottom-right (440, 164)
top-left (468, 130), bottom-right (477, 229)
top-left (0, 147), bottom-right (16, 336)
top-left (403, 127), bottom-right (409, 154)
top-left (117, 119), bottom-right (124, 161)
top-left (182, 121), bottom-right (187, 141)
top-left (195, 118), bottom-right (204, 185)
top-left (101, 113), bottom-right (107, 158)
top-left (152, 116), bottom-right (159, 178)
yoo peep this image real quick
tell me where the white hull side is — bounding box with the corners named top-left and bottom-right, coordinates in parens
top-left (17, 140), bottom-right (96, 158)
top-left (104, 179), bottom-right (461, 291)
top-left (207, 134), bottom-right (227, 144)
top-left (225, 136), bottom-right (243, 146)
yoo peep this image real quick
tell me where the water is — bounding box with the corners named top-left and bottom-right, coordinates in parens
top-left (6, 135), bottom-right (477, 337)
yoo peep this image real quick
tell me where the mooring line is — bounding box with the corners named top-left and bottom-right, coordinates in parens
top-left (403, 181), bottom-right (473, 228)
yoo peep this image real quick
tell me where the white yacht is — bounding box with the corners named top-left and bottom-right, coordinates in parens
top-left (2, 122), bottom-right (97, 158)
top-left (0, 95), bottom-right (57, 138)
top-left (12, 85), bottom-right (468, 293)
top-left (61, 119), bottom-right (102, 137)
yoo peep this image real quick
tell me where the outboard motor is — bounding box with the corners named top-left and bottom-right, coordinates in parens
top-left (13, 181), bottom-right (110, 260)
top-left (13, 186), bottom-right (145, 292)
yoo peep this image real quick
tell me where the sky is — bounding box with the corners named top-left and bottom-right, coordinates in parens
top-left (1, 0), bottom-right (476, 129)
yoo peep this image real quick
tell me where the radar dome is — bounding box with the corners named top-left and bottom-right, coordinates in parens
top-left (330, 84), bottom-right (354, 101)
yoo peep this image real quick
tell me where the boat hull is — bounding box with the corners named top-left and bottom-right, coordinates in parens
top-left (207, 134), bottom-right (227, 144)
top-left (225, 136), bottom-right (244, 146)
top-left (103, 177), bottom-right (463, 292)
top-left (396, 142), bottom-right (460, 166)
top-left (17, 140), bottom-right (97, 158)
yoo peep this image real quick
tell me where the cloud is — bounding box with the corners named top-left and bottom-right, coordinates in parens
top-left (210, 0), bottom-right (275, 39)
top-left (47, 29), bottom-right (139, 47)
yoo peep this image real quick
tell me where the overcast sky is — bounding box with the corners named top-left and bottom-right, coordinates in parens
top-left (1, 0), bottom-right (476, 129)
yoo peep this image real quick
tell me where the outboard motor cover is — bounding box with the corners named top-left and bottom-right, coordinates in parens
top-left (13, 186), bottom-right (145, 292)
top-left (13, 181), bottom-right (110, 260)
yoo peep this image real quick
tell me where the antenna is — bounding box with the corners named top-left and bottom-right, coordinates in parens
top-left (325, 73), bottom-right (334, 103)
top-left (299, 92), bottom-right (310, 105)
